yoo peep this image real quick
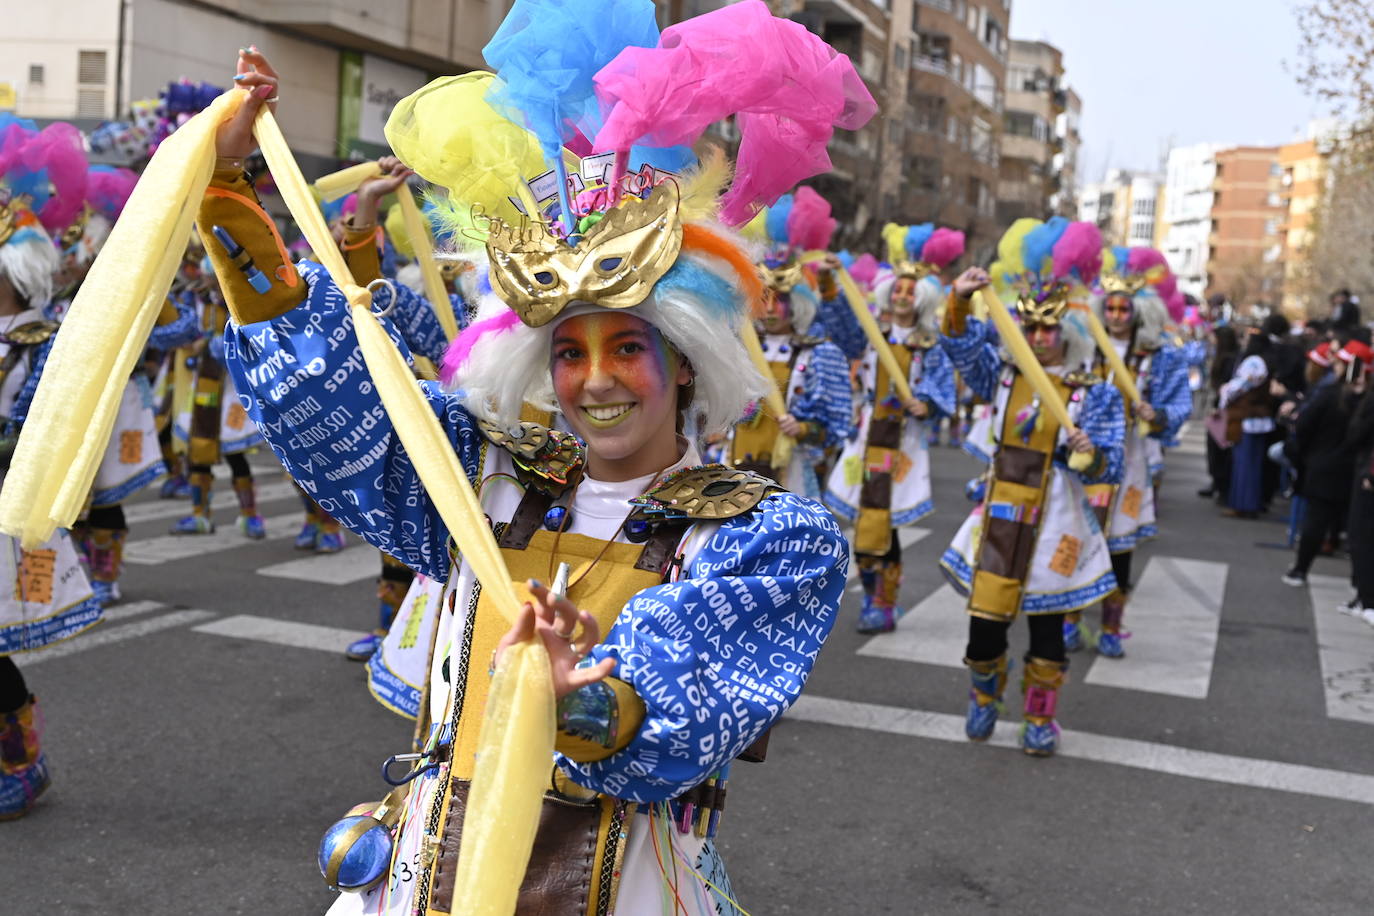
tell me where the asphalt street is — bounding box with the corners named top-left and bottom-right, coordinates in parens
top-left (5, 423), bottom-right (1373, 915)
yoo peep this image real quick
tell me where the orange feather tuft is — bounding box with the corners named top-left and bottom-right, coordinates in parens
top-left (681, 223), bottom-right (762, 315)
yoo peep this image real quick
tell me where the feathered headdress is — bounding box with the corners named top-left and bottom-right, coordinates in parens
top-left (989, 218), bottom-right (1101, 327)
top-left (881, 221), bottom-right (965, 279)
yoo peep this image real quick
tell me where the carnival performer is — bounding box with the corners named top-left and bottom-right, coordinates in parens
top-left (939, 253), bottom-right (1124, 757)
top-left (60, 165), bottom-right (200, 605)
top-left (824, 223), bottom-right (961, 633)
top-left (1064, 246), bottom-right (1192, 657)
top-left (195, 1), bottom-right (869, 907)
top-left (0, 118), bottom-right (103, 818)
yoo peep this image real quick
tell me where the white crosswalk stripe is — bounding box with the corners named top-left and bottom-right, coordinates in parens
top-left (22, 607), bottom-right (217, 666)
top-left (1306, 573), bottom-right (1374, 726)
top-left (124, 513), bottom-right (302, 565)
top-left (1084, 557), bottom-right (1226, 698)
top-left (256, 544), bottom-right (375, 584)
top-left (193, 614), bottom-right (360, 653)
top-left (123, 479), bottom-right (299, 525)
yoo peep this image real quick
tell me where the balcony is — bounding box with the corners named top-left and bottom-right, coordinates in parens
top-left (913, 54), bottom-right (950, 75)
top-left (917, 0), bottom-right (954, 12)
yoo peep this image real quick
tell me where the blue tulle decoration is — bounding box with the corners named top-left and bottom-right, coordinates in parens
top-left (1112, 245), bottom-right (1131, 275)
top-left (904, 223), bottom-right (934, 261)
top-left (632, 143), bottom-right (696, 175)
top-left (656, 256), bottom-right (739, 319)
top-left (766, 194), bottom-right (794, 245)
top-left (319, 196), bottom-right (347, 225)
top-left (1022, 216), bottom-right (1068, 277)
top-left (836, 249), bottom-right (855, 268)
top-left (483, 0), bottom-right (663, 229)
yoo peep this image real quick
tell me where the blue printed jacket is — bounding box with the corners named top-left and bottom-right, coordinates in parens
top-left (224, 261), bottom-right (847, 802)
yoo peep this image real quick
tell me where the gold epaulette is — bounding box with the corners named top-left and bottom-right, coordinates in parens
top-left (4, 321), bottom-right (60, 346)
top-left (479, 419), bottom-right (584, 493)
top-left (1063, 370), bottom-right (1102, 388)
top-left (629, 465), bottom-right (779, 522)
top-left (903, 328), bottom-right (939, 350)
top-left (791, 334), bottom-right (827, 350)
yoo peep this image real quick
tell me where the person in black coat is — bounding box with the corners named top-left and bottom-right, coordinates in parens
top-left (1283, 341), bottom-right (1373, 585)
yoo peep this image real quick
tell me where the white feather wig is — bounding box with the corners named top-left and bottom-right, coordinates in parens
top-left (873, 273), bottom-right (942, 333)
top-left (449, 244), bottom-right (772, 438)
top-left (0, 234), bottom-right (59, 308)
top-left (1089, 286), bottom-right (1168, 352)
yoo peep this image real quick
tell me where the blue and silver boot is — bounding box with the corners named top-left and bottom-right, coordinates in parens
top-left (964, 655), bottom-right (1009, 741)
top-left (1019, 656), bottom-right (1068, 757)
top-left (0, 696), bottom-right (50, 820)
top-left (1097, 594), bottom-right (1127, 658)
top-left (1063, 612), bottom-right (1087, 652)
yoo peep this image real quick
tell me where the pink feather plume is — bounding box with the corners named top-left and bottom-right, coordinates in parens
top-left (920, 227), bottom-right (965, 269)
top-left (86, 167), bottom-right (139, 221)
top-left (1126, 247), bottom-right (1167, 277)
top-left (440, 309), bottom-right (522, 385)
top-left (849, 253), bottom-right (879, 289)
top-left (785, 187), bottom-right (835, 252)
top-left (1051, 221), bottom-right (1103, 282)
top-left (24, 123), bottom-right (88, 235)
top-left (1165, 290), bottom-right (1186, 323)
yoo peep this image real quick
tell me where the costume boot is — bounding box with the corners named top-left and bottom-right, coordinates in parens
top-left (87, 527), bottom-right (125, 607)
top-left (347, 554), bottom-right (414, 662)
top-left (159, 447), bottom-right (190, 499)
top-left (1020, 656), bottom-right (1068, 757)
top-left (317, 515), bottom-right (346, 554)
top-left (855, 555), bottom-right (895, 634)
top-left (170, 470), bottom-right (215, 534)
top-left (1063, 610), bottom-right (1087, 652)
top-left (964, 654), bottom-right (1010, 741)
top-left (232, 476), bottom-right (266, 539)
top-left (0, 695), bottom-right (50, 820)
top-left (295, 488), bottom-right (322, 550)
top-left (1097, 592), bottom-right (1127, 658)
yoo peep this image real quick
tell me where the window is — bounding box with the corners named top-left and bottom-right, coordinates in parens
top-left (27, 64), bottom-right (43, 85)
top-left (76, 88), bottom-right (105, 118)
top-left (893, 43), bottom-right (907, 72)
top-left (911, 155), bottom-right (941, 192)
top-left (78, 50), bottom-right (107, 85)
top-left (1266, 191), bottom-right (1281, 206)
top-left (912, 93), bottom-right (946, 133)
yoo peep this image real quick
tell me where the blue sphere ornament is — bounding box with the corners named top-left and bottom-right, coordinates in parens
top-left (543, 505), bottom-right (570, 532)
top-left (964, 477), bottom-right (986, 504)
top-left (318, 814), bottom-right (393, 891)
top-left (623, 518), bottom-right (652, 543)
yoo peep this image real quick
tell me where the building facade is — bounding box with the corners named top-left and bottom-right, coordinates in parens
top-left (1206, 145), bottom-right (1284, 307)
top-left (996, 38), bottom-right (1068, 226)
top-left (1161, 143), bottom-right (1221, 299)
top-left (1276, 121), bottom-right (1342, 317)
top-left (1078, 169), bottom-right (1163, 250)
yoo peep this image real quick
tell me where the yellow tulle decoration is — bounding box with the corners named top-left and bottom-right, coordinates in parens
top-left (0, 90), bottom-right (245, 546)
top-left (739, 207), bottom-right (769, 244)
top-left (384, 72), bottom-right (547, 228)
top-left (995, 218), bottom-right (1040, 280)
top-left (881, 222), bottom-right (907, 265)
top-left (259, 103), bottom-right (550, 916)
top-left (1100, 246), bottom-right (1118, 277)
top-left (385, 203), bottom-right (411, 257)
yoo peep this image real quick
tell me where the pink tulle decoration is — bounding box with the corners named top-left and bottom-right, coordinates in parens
top-left (440, 309), bottom-right (523, 385)
top-left (1155, 273), bottom-right (1178, 301)
top-left (592, 0), bottom-right (877, 226)
top-left (786, 187), bottom-right (835, 252)
top-left (341, 193), bottom-right (358, 218)
top-left (87, 167), bottom-right (139, 221)
top-left (921, 228), bottom-right (965, 269)
top-left (1051, 222), bottom-right (1102, 281)
top-left (1126, 247), bottom-right (1167, 276)
top-left (1166, 290), bottom-right (1186, 323)
top-left (24, 123), bottom-right (88, 235)
top-left (849, 253), bottom-right (879, 289)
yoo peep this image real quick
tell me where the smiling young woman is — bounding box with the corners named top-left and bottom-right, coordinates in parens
top-left (194, 3), bottom-right (865, 909)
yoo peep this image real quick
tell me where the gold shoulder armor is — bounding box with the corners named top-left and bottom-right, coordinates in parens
top-left (905, 329), bottom-right (939, 350)
top-left (479, 419), bottom-right (584, 490)
top-left (1063, 370), bottom-right (1102, 388)
top-left (792, 334), bottom-right (827, 350)
top-left (5, 321), bottom-right (60, 346)
top-left (630, 465), bottom-right (780, 521)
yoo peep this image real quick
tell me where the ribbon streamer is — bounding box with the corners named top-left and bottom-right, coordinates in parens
top-left (738, 321), bottom-right (794, 470)
top-left (315, 161), bottom-right (460, 342)
top-left (977, 287), bottom-right (1093, 472)
top-left (255, 102), bottom-right (550, 916)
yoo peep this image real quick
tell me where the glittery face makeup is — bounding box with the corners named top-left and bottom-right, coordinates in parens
top-left (551, 312), bottom-right (689, 470)
top-left (890, 276), bottom-right (917, 317)
top-left (1104, 294), bottom-right (1134, 336)
top-left (759, 288), bottom-right (793, 335)
top-left (1027, 324), bottom-right (1065, 366)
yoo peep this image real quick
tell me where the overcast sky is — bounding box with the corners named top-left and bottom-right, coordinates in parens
top-left (1009, 0), bottom-right (1327, 183)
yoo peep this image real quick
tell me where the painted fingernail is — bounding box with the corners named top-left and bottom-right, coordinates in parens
top-left (248, 44), bottom-right (258, 53)
top-left (254, 84), bottom-right (273, 99)
top-left (529, 578), bottom-right (543, 589)
top-left (233, 74), bottom-right (248, 81)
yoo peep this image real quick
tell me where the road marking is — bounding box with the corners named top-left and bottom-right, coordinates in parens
top-left (22, 609), bottom-right (217, 666)
top-left (788, 694), bottom-right (1374, 806)
top-left (1307, 573), bottom-right (1374, 726)
top-left (856, 584), bottom-right (966, 667)
top-left (123, 479), bottom-right (298, 525)
top-left (845, 527), bottom-right (931, 584)
top-left (124, 513), bottom-right (302, 565)
top-left (193, 614), bottom-right (360, 653)
top-left (1084, 556), bottom-right (1226, 699)
top-left (100, 599), bottom-right (168, 622)
top-left (256, 544), bottom-right (375, 584)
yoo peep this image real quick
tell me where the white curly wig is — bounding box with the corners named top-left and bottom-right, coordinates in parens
top-left (0, 233), bottom-right (59, 308)
top-left (1089, 286), bottom-right (1169, 352)
top-left (873, 273), bottom-right (942, 333)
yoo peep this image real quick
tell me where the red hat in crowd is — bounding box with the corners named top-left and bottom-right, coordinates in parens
top-left (1308, 341), bottom-right (1334, 368)
top-left (1337, 340), bottom-right (1374, 379)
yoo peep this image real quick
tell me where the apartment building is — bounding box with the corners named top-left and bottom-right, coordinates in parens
top-left (1161, 143), bottom-right (1222, 298)
top-left (996, 38), bottom-right (1074, 225)
top-left (1079, 169), bottom-right (1163, 250)
top-left (1207, 146), bottom-right (1284, 306)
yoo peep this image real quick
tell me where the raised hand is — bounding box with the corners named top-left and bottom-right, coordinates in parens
top-left (215, 47), bottom-right (280, 160)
